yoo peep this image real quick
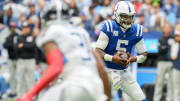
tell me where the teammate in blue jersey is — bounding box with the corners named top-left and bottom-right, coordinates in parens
top-left (96, 1), bottom-right (147, 101)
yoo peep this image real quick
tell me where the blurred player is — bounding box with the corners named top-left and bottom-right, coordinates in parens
top-left (96, 1), bottom-right (147, 101)
top-left (17, 1), bottom-right (110, 101)
top-left (171, 24), bottom-right (180, 101)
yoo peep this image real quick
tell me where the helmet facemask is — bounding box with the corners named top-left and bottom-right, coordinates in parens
top-left (44, 9), bottom-right (57, 21)
top-left (115, 13), bottom-right (135, 31)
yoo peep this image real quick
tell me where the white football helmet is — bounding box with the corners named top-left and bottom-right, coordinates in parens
top-left (114, 1), bottom-right (136, 30)
top-left (41, 0), bottom-right (69, 27)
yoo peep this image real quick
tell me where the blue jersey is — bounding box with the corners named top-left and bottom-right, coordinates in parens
top-left (101, 20), bottom-right (144, 70)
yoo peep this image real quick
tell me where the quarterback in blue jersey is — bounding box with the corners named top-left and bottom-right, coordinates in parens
top-left (96, 1), bottom-right (147, 101)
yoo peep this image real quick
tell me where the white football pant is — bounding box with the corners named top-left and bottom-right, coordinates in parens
top-left (106, 68), bottom-right (145, 101)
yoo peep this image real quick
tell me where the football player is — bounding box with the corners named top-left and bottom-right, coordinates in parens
top-left (17, 1), bottom-right (110, 101)
top-left (95, 1), bottom-right (147, 101)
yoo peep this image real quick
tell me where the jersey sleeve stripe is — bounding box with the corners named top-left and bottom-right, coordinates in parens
top-left (108, 20), bottom-right (113, 32)
top-left (139, 25), bottom-right (141, 36)
top-left (136, 24), bottom-right (140, 36)
top-left (105, 21), bottom-right (110, 32)
top-left (140, 25), bottom-right (143, 36)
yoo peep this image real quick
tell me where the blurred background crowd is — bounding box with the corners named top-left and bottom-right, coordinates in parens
top-left (0, 0), bottom-right (180, 101)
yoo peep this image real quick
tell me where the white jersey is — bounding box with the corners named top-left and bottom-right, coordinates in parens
top-left (36, 22), bottom-right (107, 101)
top-left (36, 21), bottom-right (99, 79)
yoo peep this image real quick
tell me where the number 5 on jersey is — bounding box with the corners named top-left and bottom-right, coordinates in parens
top-left (116, 40), bottom-right (129, 52)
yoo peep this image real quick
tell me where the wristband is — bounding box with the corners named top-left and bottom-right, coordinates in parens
top-left (104, 54), bottom-right (113, 61)
top-left (136, 55), bottom-right (147, 63)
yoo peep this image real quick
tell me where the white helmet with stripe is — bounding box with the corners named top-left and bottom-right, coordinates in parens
top-left (114, 1), bottom-right (136, 30)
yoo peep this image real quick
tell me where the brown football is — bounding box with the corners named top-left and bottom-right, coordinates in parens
top-left (118, 51), bottom-right (128, 60)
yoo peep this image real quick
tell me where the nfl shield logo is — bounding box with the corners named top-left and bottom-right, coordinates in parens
top-left (113, 31), bottom-right (118, 36)
top-left (123, 34), bottom-right (126, 38)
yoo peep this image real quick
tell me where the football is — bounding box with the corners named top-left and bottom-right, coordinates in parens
top-left (118, 51), bottom-right (129, 60)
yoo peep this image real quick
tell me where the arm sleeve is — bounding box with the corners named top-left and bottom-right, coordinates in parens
top-left (27, 48), bottom-right (64, 98)
top-left (3, 37), bottom-right (12, 49)
top-left (96, 31), bottom-right (109, 50)
top-left (135, 39), bottom-right (147, 54)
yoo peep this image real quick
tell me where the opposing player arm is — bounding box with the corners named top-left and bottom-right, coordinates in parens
top-left (134, 39), bottom-right (148, 63)
top-left (92, 50), bottom-right (111, 101)
top-left (18, 42), bottom-right (64, 101)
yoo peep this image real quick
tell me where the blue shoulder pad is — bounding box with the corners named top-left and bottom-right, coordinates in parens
top-left (130, 24), bottom-right (144, 43)
top-left (133, 24), bottom-right (144, 38)
top-left (100, 20), bottom-right (114, 37)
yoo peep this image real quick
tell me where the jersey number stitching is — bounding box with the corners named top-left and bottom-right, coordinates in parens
top-left (116, 40), bottom-right (129, 52)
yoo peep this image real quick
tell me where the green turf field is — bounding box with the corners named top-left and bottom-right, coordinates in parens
top-left (0, 98), bottom-right (16, 101)
top-left (0, 98), bottom-right (38, 101)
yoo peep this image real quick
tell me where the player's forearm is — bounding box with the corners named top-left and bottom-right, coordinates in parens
top-left (27, 48), bottom-right (64, 98)
top-left (95, 48), bottom-right (106, 59)
top-left (95, 48), bottom-right (123, 64)
top-left (98, 65), bottom-right (111, 101)
top-left (96, 48), bottom-right (114, 62)
top-left (92, 51), bottom-right (111, 101)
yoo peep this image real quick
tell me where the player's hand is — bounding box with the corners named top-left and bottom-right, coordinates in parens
top-left (17, 93), bottom-right (33, 101)
top-left (18, 43), bottom-right (24, 48)
top-left (126, 53), bottom-right (137, 67)
top-left (112, 52), bottom-right (127, 66)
